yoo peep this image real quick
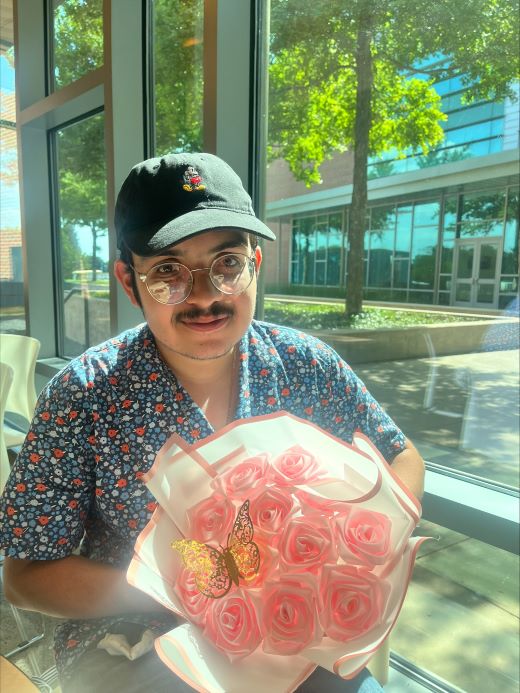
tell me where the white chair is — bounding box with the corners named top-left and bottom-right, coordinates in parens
top-left (0, 362), bottom-right (14, 493)
top-left (0, 360), bottom-right (46, 672)
top-left (0, 334), bottom-right (40, 449)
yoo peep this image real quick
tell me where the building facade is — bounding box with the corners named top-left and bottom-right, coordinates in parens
top-left (263, 75), bottom-right (519, 311)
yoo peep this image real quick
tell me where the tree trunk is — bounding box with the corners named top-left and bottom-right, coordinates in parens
top-left (345, 20), bottom-right (373, 316)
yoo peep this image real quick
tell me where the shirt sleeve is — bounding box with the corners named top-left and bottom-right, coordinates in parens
top-left (0, 367), bottom-right (96, 560)
top-left (320, 351), bottom-right (406, 461)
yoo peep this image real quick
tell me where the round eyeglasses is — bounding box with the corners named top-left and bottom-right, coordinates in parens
top-left (132, 253), bottom-right (256, 305)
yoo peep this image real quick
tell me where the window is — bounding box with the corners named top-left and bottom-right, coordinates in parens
top-left (265, 3), bottom-right (519, 686)
top-left (150, 0), bottom-right (204, 155)
top-left (391, 519), bottom-right (519, 691)
top-left (0, 35), bottom-right (25, 335)
top-left (51, 0), bottom-right (104, 91)
top-left (53, 112), bottom-right (110, 358)
top-left (290, 213), bottom-right (345, 292)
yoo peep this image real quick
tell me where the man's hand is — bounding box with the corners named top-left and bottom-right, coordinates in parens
top-left (3, 555), bottom-right (170, 619)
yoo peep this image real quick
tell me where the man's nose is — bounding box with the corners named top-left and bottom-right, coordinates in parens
top-left (185, 268), bottom-right (220, 305)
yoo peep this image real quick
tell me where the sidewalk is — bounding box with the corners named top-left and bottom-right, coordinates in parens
top-left (355, 348), bottom-right (519, 691)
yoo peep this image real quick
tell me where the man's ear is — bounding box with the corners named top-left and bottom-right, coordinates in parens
top-left (114, 259), bottom-right (140, 307)
top-left (254, 245), bottom-right (262, 273)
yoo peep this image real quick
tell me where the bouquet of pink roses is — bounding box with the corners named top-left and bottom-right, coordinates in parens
top-left (128, 412), bottom-right (424, 693)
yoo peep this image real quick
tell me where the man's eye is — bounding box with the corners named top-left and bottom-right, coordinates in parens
top-left (155, 263), bottom-right (181, 276)
top-left (220, 255), bottom-right (241, 269)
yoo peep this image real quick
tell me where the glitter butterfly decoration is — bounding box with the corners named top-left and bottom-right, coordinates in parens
top-left (171, 499), bottom-right (260, 599)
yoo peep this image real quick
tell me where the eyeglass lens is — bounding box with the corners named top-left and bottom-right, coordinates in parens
top-left (145, 253), bottom-right (254, 304)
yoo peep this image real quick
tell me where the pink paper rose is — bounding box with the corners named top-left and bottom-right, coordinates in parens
top-left (262, 575), bottom-right (322, 655)
top-left (187, 493), bottom-right (234, 544)
top-left (270, 445), bottom-right (325, 486)
top-left (320, 565), bottom-right (389, 641)
top-left (204, 590), bottom-right (262, 661)
top-left (248, 486), bottom-right (294, 539)
top-left (279, 515), bottom-right (336, 572)
top-left (212, 454), bottom-right (270, 499)
top-left (295, 489), bottom-right (343, 517)
top-left (176, 568), bottom-right (211, 626)
top-left (334, 508), bottom-right (391, 566)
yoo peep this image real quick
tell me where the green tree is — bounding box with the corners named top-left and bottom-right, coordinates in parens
top-left (56, 113), bottom-right (107, 282)
top-left (269, 0), bottom-right (520, 315)
top-left (53, 0), bottom-right (103, 89)
top-left (51, 1), bottom-right (107, 282)
top-left (60, 223), bottom-right (85, 280)
top-left (153, 0), bottom-right (204, 154)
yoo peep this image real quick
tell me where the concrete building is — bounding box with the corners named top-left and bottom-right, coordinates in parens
top-left (262, 73), bottom-right (519, 312)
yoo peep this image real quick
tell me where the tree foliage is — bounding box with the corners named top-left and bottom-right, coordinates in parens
top-left (51, 0), bottom-right (106, 281)
top-left (153, 0), bottom-right (204, 154)
top-left (53, 0), bottom-right (103, 89)
top-left (269, 0), bottom-right (520, 314)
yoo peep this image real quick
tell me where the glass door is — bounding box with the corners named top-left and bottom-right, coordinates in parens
top-left (453, 238), bottom-right (501, 308)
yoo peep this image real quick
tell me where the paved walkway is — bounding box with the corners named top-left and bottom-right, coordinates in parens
top-left (355, 348), bottom-right (519, 487)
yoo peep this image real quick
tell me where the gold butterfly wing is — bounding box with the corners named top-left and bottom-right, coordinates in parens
top-left (228, 500), bottom-right (260, 581)
top-left (171, 538), bottom-right (231, 599)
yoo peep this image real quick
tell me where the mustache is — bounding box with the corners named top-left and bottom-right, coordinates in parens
top-left (175, 303), bottom-right (235, 323)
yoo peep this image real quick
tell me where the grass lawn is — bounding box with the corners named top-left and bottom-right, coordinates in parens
top-left (263, 299), bottom-right (483, 331)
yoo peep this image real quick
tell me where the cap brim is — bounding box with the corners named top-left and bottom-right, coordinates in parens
top-left (125, 208), bottom-right (276, 256)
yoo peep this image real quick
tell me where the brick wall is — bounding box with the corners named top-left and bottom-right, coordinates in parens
top-left (266, 151), bottom-right (354, 203)
top-left (0, 227), bottom-right (22, 280)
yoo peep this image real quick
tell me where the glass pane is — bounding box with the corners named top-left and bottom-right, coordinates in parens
top-left (440, 234), bottom-right (455, 274)
top-left (52, 0), bottom-right (103, 91)
top-left (478, 243), bottom-right (498, 280)
top-left (55, 113), bottom-right (110, 358)
top-left (413, 200), bottom-right (440, 226)
top-left (393, 259), bottom-right (409, 288)
top-left (327, 224), bottom-right (343, 285)
top-left (460, 220), bottom-right (503, 238)
top-left (315, 227), bottom-right (327, 260)
top-left (392, 520), bottom-right (519, 692)
top-left (368, 230), bottom-right (393, 287)
top-left (315, 261), bottom-right (325, 285)
top-left (396, 204), bottom-right (413, 232)
top-left (370, 205), bottom-right (395, 230)
top-left (443, 195), bottom-right (458, 230)
top-left (477, 284), bottom-right (495, 303)
top-left (152, 0), bottom-right (204, 155)
top-left (461, 190), bottom-right (506, 222)
top-left (410, 229), bottom-right (436, 289)
top-left (0, 36), bottom-right (26, 335)
top-left (265, 0), bottom-right (519, 496)
top-left (457, 245), bottom-right (474, 279)
top-left (502, 189), bottom-right (519, 274)
top-left (455, 283), bottom-right (471, 301)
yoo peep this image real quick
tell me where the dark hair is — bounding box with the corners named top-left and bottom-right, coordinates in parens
top-left (118, 242), bottom-right (142, 307)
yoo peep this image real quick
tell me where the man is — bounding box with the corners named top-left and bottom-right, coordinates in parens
top-left (1, 153), bottom-right (424, 692)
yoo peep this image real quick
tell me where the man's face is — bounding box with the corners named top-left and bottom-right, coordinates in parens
top-left (115, 229), bottom-right (262, 364)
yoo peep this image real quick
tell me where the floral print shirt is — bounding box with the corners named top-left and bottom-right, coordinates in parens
top-left (0, 320), bottom-right (405, 681)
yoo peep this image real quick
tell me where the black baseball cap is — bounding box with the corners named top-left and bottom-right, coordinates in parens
top-left (115, 152), bottom-right (276, 256)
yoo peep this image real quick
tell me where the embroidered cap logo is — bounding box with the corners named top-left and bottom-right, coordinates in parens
top-left (182, 165), bottom-right (206, 192)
